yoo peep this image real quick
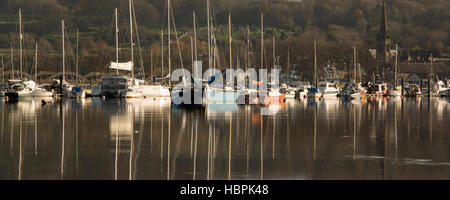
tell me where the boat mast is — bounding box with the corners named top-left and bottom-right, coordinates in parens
top-left (76, 29), bottom-right (79, 85)
top-left (150, 49), bottom-right (153, 82)
top-left (19, 9), bottom-right (23, 80)
top-left (62, 20), bottom-right (65, 82)
top-left (246, 25), bottom-right (250, 71)
top-left (287, 47), bottom-right (290, 85)
top-left (115, 8), bottom-right (119, 75)
top-left (129, 0), bottom-right (134, 80)
top-left (272, 36), bottom-right (275, 70)
top-left (10, 45), bottom-right (14, 79)
top-left (395, 44), bottom-right (398, 88)
top-left (34, 42), bottom-right (37, 87)
top-left (207, 0), bottom-right (211, 69)
top-left (353, 46), bottom-right (357, 82)
top-left (167, 0), bottom-right (171, 87)
top-left (193, 11), bottom-right (197, 62)
top-left (260, 13), bottom-right (264, 71)
top-left (228, 14), bottom-right (232, 71)
top-left (430, 53), bottom-right (433, 79)
top-left (161, 31), bottom-right (164, 84)
top-left (313, 40), bottom-right (317, 88)
top-left (191, 37), bottom-right (194, 72)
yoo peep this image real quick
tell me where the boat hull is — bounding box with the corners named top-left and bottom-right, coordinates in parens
top-left (204, 88), bottom-right (238, 104)
top-left (141, 85), bottom-right (171, 97)
top-left (260, 95), bottom-right (286, 105)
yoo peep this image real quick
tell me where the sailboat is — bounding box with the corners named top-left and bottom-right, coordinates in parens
top-left (102, 2), bottom-right (143, 98)
top-left (340, 46), bottom-right (363, 99)
top-left (307, 41), bottom-right (321, 98)
top-left (281, 48), bottom-right (297, 100)
top-left (67, 29), bottom-right (86, 99)
top-left (57, 20), bottom-right (76, 98)
top-left (389, 44), bottom-right (401, 96)
top-left (31, 43), bottom-right (54, 97)
top-left (261, 36), bottom-right (286, 104)
top-left (5, 9), bottom-right (36, 101)
top-left (203, 14), bottom-right (238, 104)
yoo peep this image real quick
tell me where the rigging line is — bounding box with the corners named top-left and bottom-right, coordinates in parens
top-left (103, 10), bottom-right (117, 73)
top-left (131, 0), bottom-right (145, 80)
top-left (169, 1), bottom-right (185, 70)
top-left (63, 27), bottom-right (77, 77)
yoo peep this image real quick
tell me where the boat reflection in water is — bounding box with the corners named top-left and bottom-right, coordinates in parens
top-left (1, 97), bottom-right (450, 180)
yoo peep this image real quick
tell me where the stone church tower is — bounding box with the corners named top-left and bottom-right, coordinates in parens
top-left (376, 0), bottom-right (391, 75)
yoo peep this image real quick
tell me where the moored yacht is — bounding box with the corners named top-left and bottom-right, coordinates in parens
top-left (204, 85), bottom-right (238, 104)
top-left (67, 86), bottom-right (86, 98)
top-left (101, 76), bottom-right (131, 98)
top-left (141, 84), bottom-right (171, 98)
top-left (5, 79), bottom-right (35, 100)
top-left (318, 80), bottom-right (339, 98)
top-left (368, 82), bottom-right (388, 96)
top-left (31, 86), bottom-right (54, 97)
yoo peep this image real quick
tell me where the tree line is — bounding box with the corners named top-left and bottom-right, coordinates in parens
top-left (0, 0), bottom-right (448, 81)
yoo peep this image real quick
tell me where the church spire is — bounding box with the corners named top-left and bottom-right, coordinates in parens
top-left (377, 0), bottom-right (389, 41)
top-left (376, 0), bottom-right (391, 76)
top-left (381, 0), bottom-right (388, 35)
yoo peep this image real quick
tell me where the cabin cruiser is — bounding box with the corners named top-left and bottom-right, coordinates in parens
top-left (100, 76), bottom-right (144, 98)
top-left (31, 86), bottom-right (54, 97)
top-left (5, 79), bottom-right (36, 100)
top-left (101, 76), bottom-right (127, 98)
top-left (318, 80), bottom-right (339, 98)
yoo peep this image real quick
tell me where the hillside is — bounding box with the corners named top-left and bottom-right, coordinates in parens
top-left (0, 0), bottom-right (448, 80)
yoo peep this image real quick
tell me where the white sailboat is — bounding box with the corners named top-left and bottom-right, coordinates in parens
top-left (102, 3), bottom-right (143, 98)
top-left (5, 9), bottom-right (36, 100)
top-left (389, 44), bottom-right (402, 96)
top-left (32, 43), bottom-right (53, 97)
top-left (124, 0), bottom-right (142, 98)
top-left (67, 30), bottom-right (86, 99)
top-left (307, 41), bottom-right (321, 99)
top-left (204, 13), bottom-right (239, 104)
top-left (318, 80), bottom-right (339, 98)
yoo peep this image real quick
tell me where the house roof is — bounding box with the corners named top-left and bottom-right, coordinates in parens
top-left (407, 73), bottom-right (421, 82)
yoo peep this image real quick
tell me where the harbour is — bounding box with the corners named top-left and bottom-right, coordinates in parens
top-left (0, 97), bottom-right (449, 180)
top-left (0, 0), bottom-right (449, 182)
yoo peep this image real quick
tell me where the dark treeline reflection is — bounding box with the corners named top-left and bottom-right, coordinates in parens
top-left (0, 97), bottom-right (449, 180)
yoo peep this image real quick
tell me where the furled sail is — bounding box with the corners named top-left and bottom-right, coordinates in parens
top-left (109, 61), bottom-right (133, 71)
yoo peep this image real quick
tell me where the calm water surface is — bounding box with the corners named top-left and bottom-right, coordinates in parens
top-left (0, 97), bottom-right (449, 180)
